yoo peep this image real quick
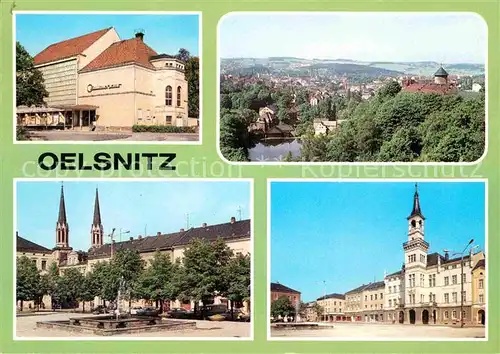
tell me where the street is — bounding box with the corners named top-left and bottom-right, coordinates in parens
top-left (16, 312), bottom-right (250, 338)
top-left (271, 322), bottom-right (486, 339)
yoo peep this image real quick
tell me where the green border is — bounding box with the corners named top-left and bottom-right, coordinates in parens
top-left (1, 1), bottom-right (499, 353)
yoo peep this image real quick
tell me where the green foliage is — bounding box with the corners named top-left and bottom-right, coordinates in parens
top-left (16, 126), bottom-right (30, 141)
top-left (175, 49), bottom-right (199, 118)
top-left (312, 302), bottom-right (324, 317)
top-left (224, 253), bottom-right (251, 303)
top-left (270, 295), bottom-right (295, 319)
top-left (132, 125), bottom-right (195, 133)
top-left (136, 251), bottom-right (179, 303)
top-left (179, 238), bottom-right (234, 305)
top-left (16, 256), bottom-right (40, 304)
top-left (220, 109), bottom-right (254, 161)
top-left (302, 83), bottom-right (485, 162)
top-left (16, 42), bottom-right (48, 107)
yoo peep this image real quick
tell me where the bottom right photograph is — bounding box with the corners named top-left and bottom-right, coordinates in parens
top-left (268, 180), bottom-right (487, 340)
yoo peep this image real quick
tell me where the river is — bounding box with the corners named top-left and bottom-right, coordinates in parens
top-left (248, 138), bottom-right (302, 162)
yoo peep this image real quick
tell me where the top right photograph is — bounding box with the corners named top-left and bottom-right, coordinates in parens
top-left (218, 12), bottom-right (486, 163)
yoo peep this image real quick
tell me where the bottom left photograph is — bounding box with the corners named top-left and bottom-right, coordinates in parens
top-left (14, 179), bottom-right (252, 339)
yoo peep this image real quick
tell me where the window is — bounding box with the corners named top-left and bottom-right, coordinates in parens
top-left (429, 293), bottom-right (433, 303)
top-left (421, 294), bottom-right (424, 303)
top-left (452, 310), bottom-right (457, 319)
top-left (444, 311), bottom-right (449, 319)
top-left (452, 275), bottom-right (457, 284)
top-left (420, 254), bottom-right (426, 263)
top-left (453, 265), bottom-right (457, 269)
top-left (380, 293), bottom-right (383, 299)
top-left (389, 299), bottom-right (392, 307)
top-left (420, 274), bottom-right (424, 287)
top-left (479, 279), bottom-right (484, 289)
top-left (479, 294), bottom-right (484, 303)
top-left (374, 294), bottom-right (377, 300)
top-left (365, 296), bottom-right (367, 301)
top-left (444, 293), bottom-right (449, 303)
top-left (444, 276), bottom-right (449, 286)
top-left (41, 260), bottom-right (47, 270)
top-left (462, 311), bottom-right (466, 320)
top-left (165, 86), bottom-right (172, 106)
top-left (370, 295), bottom-right (373, 300)
top-left (146, 109), bottom-right (151, 119)
top-left (429, 274), bottom-right (436, 287)
top-left (461, 273), bottom-right (466, 283)
top-left (462, 291), bottom-right (466, 301)
top-left (177, 86), bottom-right (181, 107)
top-left (380, 304), bottom-right (383, 309)
top-left (452, 292), bottom-right (457, 303)
top-left (137, 108), bottom-right (143, 120)
top-left (166, 115), bottom-right (172, 125)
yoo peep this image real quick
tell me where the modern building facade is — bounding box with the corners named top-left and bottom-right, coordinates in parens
top-left (20, 27), bottom-right (196, 130)
top-left (16, 184), bottom-right (251, 313)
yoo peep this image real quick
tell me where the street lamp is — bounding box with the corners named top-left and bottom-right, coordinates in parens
top-left (445, 238), bottom-right (474, 328)
top-left (119, 229), bottom-right (130, 242)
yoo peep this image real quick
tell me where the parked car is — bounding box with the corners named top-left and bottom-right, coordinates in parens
top-left (166, 308), bottom-right (189, 318)
top-left (130, 306), bottom-right (142, 315)
top-left (136, 307), bottom-right (160, 317)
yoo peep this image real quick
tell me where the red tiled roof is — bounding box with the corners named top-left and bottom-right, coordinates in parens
top-left (33, 27), bottom-right (113, 66)
top-left (80, 38), bottom-right (158, 73)
top-left (403, 83), bottom-right (457, 95)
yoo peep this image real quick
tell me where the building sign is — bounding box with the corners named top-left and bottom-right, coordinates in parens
top-left (87, 83), bottom-right (122, 93)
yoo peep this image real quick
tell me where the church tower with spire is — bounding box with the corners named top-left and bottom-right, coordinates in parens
top-left (55, 183), bottom-right (70, 248)
top-left (53, 183), bottom-right (73, 264)
top-left (91, 188), bottom-right (104, 249)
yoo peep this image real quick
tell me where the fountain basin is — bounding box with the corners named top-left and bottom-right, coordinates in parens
top-left (37, 316), bottom-right (196, 336)
top-left (272, 322), bottom-right (335, 330)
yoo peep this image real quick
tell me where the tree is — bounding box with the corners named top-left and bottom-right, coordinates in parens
top-left (136, 251), bottom-right (179, 313)
top-left (224, 253), bottom-right (251, 319)
top-left (270, 295), bottom-right (295, 319)
top-left (81, 271), bottom-right (99, 313)
top-left (16, 42), bottom-right (48, 107)
top-left (176, 48), bottom-right (199, 118)
top-left (58, 268), bottom-right (85, 309)
top-left (312, 302), bottom-right (324, 319)
top-left (16, 256), bottom-right (40, 311)
top-left (220, 110), bottom-right (251, 161)
top-left (377, 81), bottom-right (401, 99)
top-left (111, 249), bottom-right (145, 309)
top-left (179, 238), bottom-right (233, 318)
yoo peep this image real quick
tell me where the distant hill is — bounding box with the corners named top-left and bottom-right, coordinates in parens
top-left (221, 57), bottom-right (485, 77)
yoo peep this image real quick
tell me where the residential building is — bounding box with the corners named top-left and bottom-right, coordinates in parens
top-left (316, 293), bottom-right (345, 322)
top-left (402, 66), bottom-right (458, 95)
top-left (16, 184), bottom-right (251, 313)
top-left (270, 282), bottom-right (301, 307)
top-left (471, 259), bottom-right (486, 324)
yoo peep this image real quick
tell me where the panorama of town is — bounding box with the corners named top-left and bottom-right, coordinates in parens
top-left (220, 58), bottom-right (485, 163)
top-left (270, 184), bottom-right (486, 339)
top-left (16, 183), bottom-right (251, 338)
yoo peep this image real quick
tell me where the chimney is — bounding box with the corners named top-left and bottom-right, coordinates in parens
top-left (201, 223), bottom-right (207, 227)
top-left (157, 232), bottom-right (161, 237)
top-left (129, 236), bottom-right (133, 241)
top-left (230, 216), bottom-right (236, 224)
top-left (180, 228), bottom-right (185, 232)
top-left (135, 31), bottom-right (144, 41)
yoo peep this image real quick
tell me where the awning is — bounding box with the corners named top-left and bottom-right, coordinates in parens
top-left (56, 104), bottom-right (99, 110)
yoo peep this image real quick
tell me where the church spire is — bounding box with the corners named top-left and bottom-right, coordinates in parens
top-left (408, 183), bottom-right (425, 219)
top-left (91, 187), bottom-right (104, 248)
top-left (56, 183), bottom-right (69, 248)
top-left (93, 188), bottom-right (102, 225)
top-left (58, 183), bottom-right (67, 224)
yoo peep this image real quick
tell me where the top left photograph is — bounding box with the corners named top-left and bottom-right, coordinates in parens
top-left (14, 12), bottom-right (201, 143)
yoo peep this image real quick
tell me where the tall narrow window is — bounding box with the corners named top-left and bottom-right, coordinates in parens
top-left (177, 86), bottom-right (181, 107)
top-left (165, 86), bottom-right (172, 106)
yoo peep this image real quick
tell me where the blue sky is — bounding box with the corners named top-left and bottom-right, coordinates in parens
top-left (16, 14), bottom-right (199, 57)
top-left (270, 181), bottom-right (486, 302)
top-left (219, 13), bottom-right (486, 63)
top-left (16, 181), bottom-right (250, 252)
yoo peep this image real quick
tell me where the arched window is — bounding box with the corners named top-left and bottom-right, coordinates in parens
top-left (165, 86), bottom-right (172, 106)
top-left (177, 86), bottom-right (181, 107)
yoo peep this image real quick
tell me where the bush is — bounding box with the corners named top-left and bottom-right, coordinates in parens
top-left (132, 125), bottom-right (195, 133)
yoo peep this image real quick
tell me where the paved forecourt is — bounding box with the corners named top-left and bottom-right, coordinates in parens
top-left (271, 322), bottom-right (486, 339)
top-left (16, 312), bottom-right (250, 338)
